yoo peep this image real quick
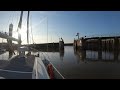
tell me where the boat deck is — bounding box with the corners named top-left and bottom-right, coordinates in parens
top-left (0, 55), bottom-right (35, 79)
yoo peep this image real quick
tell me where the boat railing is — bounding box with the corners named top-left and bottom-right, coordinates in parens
top-left (32, 52), bottom-right (65, 79)
top-left (32, 57), bottom-right (50, 79)
top-left (49, 61), bottom-right (65, 79)
top-left (42, 59), bottom-right (65, 79)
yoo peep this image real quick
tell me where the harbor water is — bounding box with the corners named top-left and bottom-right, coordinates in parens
top-left (1, 46), bottom-right (120, 79)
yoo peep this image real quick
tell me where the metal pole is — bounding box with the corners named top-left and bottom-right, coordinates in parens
top-left (47, 16), bottom-right (48, 52)
top-left (27, 11), bottom-right (30, 45)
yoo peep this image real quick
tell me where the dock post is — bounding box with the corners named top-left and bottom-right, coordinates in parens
top-left (114, 37), bottom-right (119, 60)
top-left (114, 37), bottom-right (119, 51)
top-left (98, 38), bottom-right (102, 60)
top-left (81, 37), bottom-right (86, 50)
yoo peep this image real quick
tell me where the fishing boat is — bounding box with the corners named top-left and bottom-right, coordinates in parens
top-left (0, 11), bottom-right (65, 79)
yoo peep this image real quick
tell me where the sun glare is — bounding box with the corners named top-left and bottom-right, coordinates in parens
top-left (20, 26), bottom-right (27, 43)
top-left (13, 25), bottom-right (27, 44)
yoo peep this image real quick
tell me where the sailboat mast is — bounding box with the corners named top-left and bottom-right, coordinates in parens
top-left (27, 11), bottom-right (30, 45)
top-left (18, 11), bottom-right (23, 46)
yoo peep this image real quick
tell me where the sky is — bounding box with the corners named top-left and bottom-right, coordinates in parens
top-left (0, 11), bottom-right (120, 44)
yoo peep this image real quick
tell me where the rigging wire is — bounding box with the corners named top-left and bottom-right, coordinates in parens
top-left (12, 11), bottom-right (21, 38)
top-left (38, 15), bottom-right (60, 61)
top-left (0, 12), bottom-right (12, 33)
top-left (4, 12), bottom-right (12, 32)
top-left (30, 14), bottom-right (35, 44)
top-left (32, 16), bottom-right (47, 29)
top-left (36, 14), bottom-right (65, 79)
top-left (47, 16), bottom-right (48, 52)
top-left (14, 11), bottom-right (21, 33)
top-left (43, 16), bottom-right (62, 61)
top-left (27, 11), bottom-right (30, 44)
top-left (44, 25), bottom-right (61, 60)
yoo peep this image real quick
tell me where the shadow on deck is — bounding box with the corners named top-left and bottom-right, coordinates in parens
top-left (0, 56), bottom-right (35, 79)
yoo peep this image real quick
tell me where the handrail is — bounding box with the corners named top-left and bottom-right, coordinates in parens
top-left (49, 61), bottom-right (65, 79)
top-left (34, 57), bottom-right (50, 79)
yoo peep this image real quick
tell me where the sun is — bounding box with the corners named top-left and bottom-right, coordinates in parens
top-left (13, 25), bottom-right (27, 44)
top-left (19, 25), bottom-right (27, 44)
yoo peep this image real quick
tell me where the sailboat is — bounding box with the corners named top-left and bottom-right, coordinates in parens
top-left (0, 11), bottom-right (65, 79)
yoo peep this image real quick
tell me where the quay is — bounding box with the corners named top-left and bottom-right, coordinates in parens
top-left (74, 36), bottom-right (120, 51)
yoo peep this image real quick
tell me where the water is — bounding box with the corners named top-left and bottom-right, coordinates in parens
top-left (39, 46), bottom-right (120, 79)
top-left (0, 51), bottom-right (17, 61)
top-left (1, 47), bottom-right (120, 79)
top-left (0, 51), bottom-right (17, 70)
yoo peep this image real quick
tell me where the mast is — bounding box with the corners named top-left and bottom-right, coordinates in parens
top-left (18, 11), bottom-right (23, 46)
top-left (27, 11), bottom-right (30, 45)
top-left (17, 11), bottom-right (23, 56)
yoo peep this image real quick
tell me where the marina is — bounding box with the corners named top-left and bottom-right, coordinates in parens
top-left (0, 11), bottom-right (65, 79)
top-left (1, 46), bottom-right (120, 79)
top-left (0, 11), bottom-right (120, 79)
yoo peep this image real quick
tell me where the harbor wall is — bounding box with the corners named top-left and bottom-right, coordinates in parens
top-left (74, 37), bottom-right (120, 51)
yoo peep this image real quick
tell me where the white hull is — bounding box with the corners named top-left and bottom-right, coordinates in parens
top-left (32, 57), bottom-right (50, 79)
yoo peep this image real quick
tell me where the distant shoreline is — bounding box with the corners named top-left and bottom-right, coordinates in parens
top-left (64, 43), bottom-right (73, 46)
top-left (0, 42), bottom-right (73, 46)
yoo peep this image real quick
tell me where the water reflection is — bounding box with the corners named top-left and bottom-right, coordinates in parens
top-left (0, 51), bottom-right (10, 69)
top-left (114, 50), bottom-right (119, 60)
top-left (74, 47), bottom-right (86, 63)
top-left (74, 48), bottom-right (120, 63)
top-left (59, 48), bottom-right (64, 61)
top-left (42, 46), bottom-right (120, 79)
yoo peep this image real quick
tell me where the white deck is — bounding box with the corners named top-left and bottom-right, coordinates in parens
top-left (32, 57), bottom-right (50, 79)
